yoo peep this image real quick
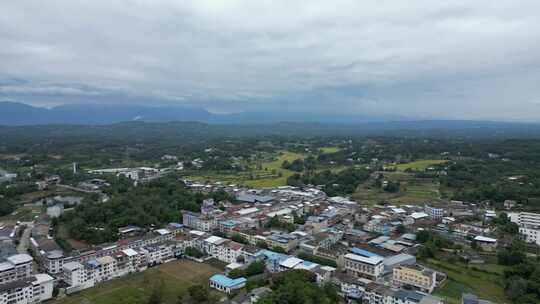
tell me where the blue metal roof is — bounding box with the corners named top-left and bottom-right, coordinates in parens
top-left (220, 220), bottom-right (237, 227)
top-left (351, 247), bottom-right (379, 258)
top-left (256, 250), bottom-right (289, 261)
top-left (210, 274), bottom-right (247, 288)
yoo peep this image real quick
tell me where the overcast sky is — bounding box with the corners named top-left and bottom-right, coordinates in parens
top-left (1, 1), bottom-right (540, 121)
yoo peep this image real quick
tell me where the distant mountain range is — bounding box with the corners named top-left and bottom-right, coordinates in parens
top-left (0, 101), bottom-right (406, 125)
top-left (1, 102), bottom-right (540, 140)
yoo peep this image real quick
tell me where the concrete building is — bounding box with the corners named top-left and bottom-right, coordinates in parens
top-left (424, 205), bottom-right (444, 219)
top-left (509, 212), bottom-right (540, 226)
top-left (0, 274), bottom-right (54, 304)
top-left (344, 253), bottom-right (384, 280)
top-left (519, 226), bottom-right (540, 246)
top-left (62, 262), bottom-right (95, 294)
top-left (392, 264), bottom-right (437, 293)
top-left (0, 254), bottom-right (33, 285)
top-left (266, 233), bottom-right (299, 253)
top-left (182, 211), bottom-right (217, 232)
top-left (509, 212), bottom-right (540, 246)
top-left (473, 236), bottom-right (498, 252)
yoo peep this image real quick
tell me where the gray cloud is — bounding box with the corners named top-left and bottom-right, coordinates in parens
top-left (1, 0), bottom-right (540, 120)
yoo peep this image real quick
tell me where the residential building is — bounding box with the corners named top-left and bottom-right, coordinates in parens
top-left (0, 274), bottom-right (54, 304)
top-left (508, 212), bottom-right (540, 246)
top-left (0, 254), bottom-right (33, 284)
top-left (392, 264), bottom-right (437, 293)
top-left (519, 226), bottom-right (540, 246)
top-left (182, 211), bottom-right (217, 232)
top-left (265, 233), bottom-right (299, 253)
top-left (509, 212), bottom-right (540, 227)
top-left (344, 253), bottom-right (384, 280)
top-left (424, 205), bottom-right (444, 219)
top-left (62, 262), bottom-right (95, 294)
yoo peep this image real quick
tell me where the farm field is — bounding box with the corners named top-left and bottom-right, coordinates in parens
top-left (319, 146), bottom-right (341, 153)
top-left (393, 159), bottom-right (448, 172)
top-left (54, 260), bottom-right (222, 304)
top-left (186, 151), bottom-right (305, 188)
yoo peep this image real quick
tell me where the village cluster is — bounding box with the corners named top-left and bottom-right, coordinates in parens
top-left (1, 177), bottom-right (539, 304)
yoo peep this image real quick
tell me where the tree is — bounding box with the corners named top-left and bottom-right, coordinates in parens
top-left (416, 230), bottom-right (432, 243)
top-left (228, 268), bottom-right (245, 279)
top-left (271, 246), bottom-right (286, 254)
top-left (395, 224), bottom-right (406, 234)
top-left (258, 270), bottom-right (338, 304)
top-left (245, 261), bottom-right (266, 276)
top-left (184, 247), bottom-right (204, 258)
top-left (505, 276), bottom-right (528, 302)
top-left (256, 240), bottom-right (269, 249)
top-left (188, 284), bottom-right (208, 303)
top-left (231, 233), bottom-right (248, 244)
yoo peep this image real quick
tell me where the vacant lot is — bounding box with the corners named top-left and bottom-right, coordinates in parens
top-left (353, 171), bottom-right (442, 205)
top-left (54, 260), bottom-right (222, 304)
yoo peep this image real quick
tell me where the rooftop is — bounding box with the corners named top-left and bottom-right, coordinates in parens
top-left (345, 253), bottom-right (384, 265)
top-left (6, 253), bottom-right (32, 265)
top-left (209, 274), bottom-right (247, 288)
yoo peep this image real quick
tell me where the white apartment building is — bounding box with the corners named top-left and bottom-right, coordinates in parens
top-left (0, 254), bottom-right (33, 285)
top-left (87, 256), bottom-right (117, 283)
top-left (424, 205), bottom-right (444, 219)
top-left (509, 212), bottom-right (540, 226)
top-left (509, 212), bottom-right (540, 246)
top-left (344, 253), bottom-right (384, 280)
top-left (519, 226), bottom-right (540, 246)
top-left (0, 274), bottom-right (54, 304)
top-left (182, 211), bottom-right (217, 232)
top-left (62, 262), bottom-right (95, 294)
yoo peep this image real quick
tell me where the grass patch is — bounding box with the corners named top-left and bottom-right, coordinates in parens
top-left (426, 259), bottom-right (507, 304)
top-left (353, 171), bottom-right (441, 205)
top-left (319, 146), bottom-right (341, 153)
top-left (434, 279), bottom-right (473, 304)
top-left (393, 159), bottom-right (448, 172)
top-left (54, 260), bottom-right (222, 304)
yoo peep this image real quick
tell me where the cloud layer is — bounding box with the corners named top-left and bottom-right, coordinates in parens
top-left (1, 0), bottom-right (540, 120)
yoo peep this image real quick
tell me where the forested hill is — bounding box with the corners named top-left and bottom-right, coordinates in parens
top-left (1, 120), bottom-right (540, 147)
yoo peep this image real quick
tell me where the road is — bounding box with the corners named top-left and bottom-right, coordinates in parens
top-left (17, 222), bottom-right (34, 254)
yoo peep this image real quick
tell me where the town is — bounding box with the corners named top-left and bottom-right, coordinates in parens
top-left (1, 137), bottom-right (540, 304)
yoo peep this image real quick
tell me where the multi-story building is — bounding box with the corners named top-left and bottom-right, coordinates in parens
top-left (62, 262), bottom-right (95, 294)
top-left (509, 212), bottom-right (540, 226)
top-left (0, 274), bottom-right (54, 304)
top-left (266, 233), bottom-right (299, 253)
top-left (0, 254), bottom-right (33, 284)
top-left (509, 212), bottom-right (540, 246)
top-left (424, 205), bottom-right (444, 219)
top-left (392, 264), bottom-right (437, 293)
top-left (363, 220), bottom-right (393, 235)
top-left (344, 253), bottom-right (384, 280)
top-left (182, 211), bottom-right (217, 232)
top-left (519, 226), bottom-right (540, 246)
top-left (87, 256), bottom-right (117, 283)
